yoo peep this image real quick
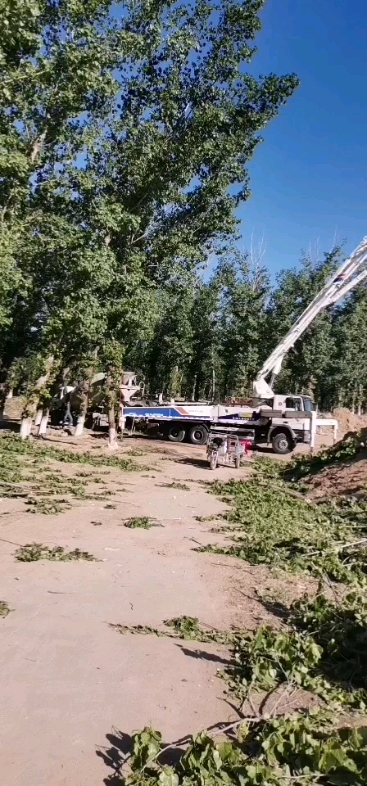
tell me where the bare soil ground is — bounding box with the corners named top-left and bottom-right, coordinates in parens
top-left (0, 430), bottom-right (332, 786)
top-left (305, 451), bottom-right (367, 500)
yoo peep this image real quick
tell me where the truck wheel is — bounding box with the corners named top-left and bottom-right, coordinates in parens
top-left (272, 432), bottom-right (293, 455)
top-left (167, 425), bottom-right (186, 443)
top-left (189, 424), bottom-right (208, 445)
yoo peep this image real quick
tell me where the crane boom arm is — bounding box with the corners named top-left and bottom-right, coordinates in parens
top-left (253, 237), bottom-right (367, 398)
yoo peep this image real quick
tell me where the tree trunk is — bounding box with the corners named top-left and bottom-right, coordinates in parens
top-left (118, 405), bottom-right (125, 440)
top-left (74, 387), bottom-right (89, 437)
top-left (35, 408), bottom-right (43, 426)
top-left (20, 354), bottom-right (55, 439)
top-left (352, 389), bottom-right (356, 414)
top-left (75, 413), bottom-right (85, 437)
top-left (0, 389), bottom-right (6, 421)
top-left (20, 417), bottom-right (32, 439)
top-left (108, 403), bottom-right (117, 448)
top-left (37, 409), bottom-right (49, 436)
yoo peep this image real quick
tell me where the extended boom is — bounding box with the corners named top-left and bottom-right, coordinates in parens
top-left (254, 237), bottom-right (367, 398)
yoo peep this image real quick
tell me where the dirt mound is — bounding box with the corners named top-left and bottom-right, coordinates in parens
top-left (288, 427), bottom-right (367, 500)
top-left (306, 455), bottom-right (367, 500)
top-left (333, 407), bottom-right (367, 434)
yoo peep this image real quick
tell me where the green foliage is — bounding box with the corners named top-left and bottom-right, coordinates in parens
top-left (112, 589), bottom-right (367, 784)
top-left (290, 588), bottom-right (367, 698)
top-left (114, 592), bottom-right (367, 710)
top-left (118, 710), bottom-right (367, 785)
top-left (223, 587), bottom-right (367, 712)
top-left (331, 285), bottom-right (367, 410)
top-left (197, 476), bottom-right (367, 583)
top-left (0, 433), bottom-right (146, 518)
top-left (123, 517), bottom-right (160, 529)
top-left (14, 542), bottom-right (97, 562)
top-left (26, 497), bottom-right (71, 515)
top-left (0, 600), bottom-right (11, 618)
top-left (264, 248), bottom-right (341, 405)
top-left (0, 433), bottom-right (141, 471)
top-left (112, 615), bottom-right (232, 645)
top-left (287, 430), bottom-right (367, 480)
top-left (0, 0), bottom-right (299, 409)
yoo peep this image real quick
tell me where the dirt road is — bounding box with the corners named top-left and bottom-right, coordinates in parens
top-left (0, 432), bottom-right (328, 785)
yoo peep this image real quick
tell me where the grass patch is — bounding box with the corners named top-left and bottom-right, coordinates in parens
top-left (112, 593), bottom-right (367, 711)
top-left (112, 590), bottom-right (367, 785)
top-left (120, 710), bottom-right (367, 786)
top-left (112, 615), bottom-right (232, 644)
top-left (0, 433), bottom-right (143, 471)
top-left (0, 600), bottom-right (11, 618)
top-left (14, 542), bottom-right (98, 562)
top-left (195, 476), bottom-right (367, 583)
top-left (286, 429), bottom-right (367, 481)
top-left (26, 497), bottom-right (71, 515)
top-left (109, 455), bottom-right (367, 786)
top-left (122, 516), bottom-right (160, 529)
top-left (0, 434), bottom-right (145, 516)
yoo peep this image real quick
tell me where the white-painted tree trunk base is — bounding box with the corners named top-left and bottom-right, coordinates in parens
top-left (108, 426), bottom-right (117, 448)
top-left (38, 410), bottom-right (49, 436)
top-left (118, 414), bottom-right (125, 440)
top-left (6, 390), bottom-right (13, 400)
top-left (20, 417), bottom-right (32, 439)
top-left (74, 413), bottom-right (85, 437)
top-left (35, 409), bottom-right (43, 426)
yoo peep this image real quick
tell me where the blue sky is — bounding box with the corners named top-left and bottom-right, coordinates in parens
top-left (239, 0), bottom-right (367, 277)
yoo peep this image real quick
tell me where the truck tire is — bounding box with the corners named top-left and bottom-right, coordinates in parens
top-left (167, 425), bottom-right (186, 443)
top-left (188, 424), bottom-right (208, 445)
top-left (272, 431), bottom-right (294, 455)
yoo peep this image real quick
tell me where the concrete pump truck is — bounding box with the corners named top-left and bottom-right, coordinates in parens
top-left (124, 237), bottom-right (367, 453)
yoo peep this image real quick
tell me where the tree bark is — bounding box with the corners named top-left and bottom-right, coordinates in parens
top-left (74, 384), bottom-right (89, 437)
top-left (35, 408), bottom-right (43, 426)
top-left (108, 402), bottom-right (117, 448)
top-left (20, 417), bottom-right (32, 439)
top-left (37, 409), bottom-right (49, 436)
top-left (75, 412), bottom-right (85, 437)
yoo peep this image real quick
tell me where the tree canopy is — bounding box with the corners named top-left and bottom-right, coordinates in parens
top-left (1, 0), bottom-right (365, 424)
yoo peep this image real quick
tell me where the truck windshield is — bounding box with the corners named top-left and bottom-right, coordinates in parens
top-left (303, 398), bottom-right (316, 412)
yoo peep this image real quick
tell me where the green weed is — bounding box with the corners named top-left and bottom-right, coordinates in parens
top-left (196, 477), bottom-right (367, 583)
top-left (287, 430), bottom-right (367, 481)
top-left (122, 517), bottom-right (160, 529)
top-left (112, 615), bottom-right (232, 644)
top-left (0, 600), bottom-right (11, 618)
top-left (14, 542), bottom-right (97, 562)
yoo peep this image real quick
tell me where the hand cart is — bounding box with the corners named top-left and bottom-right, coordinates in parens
top-left (206, 429), bottom-right (252, 470)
